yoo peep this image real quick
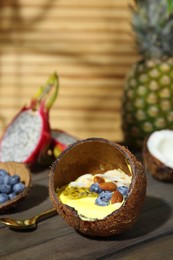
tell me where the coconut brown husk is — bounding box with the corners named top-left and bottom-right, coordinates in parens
top-left (49, 138), bottom-right (147, 237)
top-left (0, 162), bottom-right (32, 213)
top-left (143, 138), bottom-right (173, 182)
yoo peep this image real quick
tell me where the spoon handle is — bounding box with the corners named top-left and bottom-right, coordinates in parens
top-left (34, 208), bottom-right (57, 223)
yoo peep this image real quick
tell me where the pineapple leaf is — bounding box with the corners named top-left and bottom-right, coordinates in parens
top-left (167, 0), bottom-right (173, 14)
top-left (131, 0), bottom-right (173, 58)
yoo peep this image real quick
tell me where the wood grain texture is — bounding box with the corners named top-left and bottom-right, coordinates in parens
top-left (0, 0), bottom-right (137, 141)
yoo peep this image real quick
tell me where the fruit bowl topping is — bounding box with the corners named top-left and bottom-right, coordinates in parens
top-left (122, 0), bottom-right (173, 149)
top-left (52, 129), bottom-right (78, 158)
top-left (56, 169), bottom-right (131, 220)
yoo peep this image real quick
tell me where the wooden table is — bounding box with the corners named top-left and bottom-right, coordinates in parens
top-left (0, 159), bottom-right (173, 260)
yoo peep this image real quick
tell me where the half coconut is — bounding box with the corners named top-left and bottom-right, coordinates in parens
top-left (143, 129), bottom-right (173, 182)
top-left (49, 138), bottom-right (147, 237)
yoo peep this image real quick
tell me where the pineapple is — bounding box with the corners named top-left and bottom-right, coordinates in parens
top-left (122, 0), bottom-right (173, 149)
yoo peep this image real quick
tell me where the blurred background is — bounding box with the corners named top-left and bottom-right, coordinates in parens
top-left (0, 0), bottom-right (137, 142)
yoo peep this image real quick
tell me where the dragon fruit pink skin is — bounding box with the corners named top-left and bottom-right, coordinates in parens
top-left (51, 129), bottom-right (78, 158)
top-left (37, 129), bottom-right (78, 165)
top-left (0, 73), bottom-right (58, 167)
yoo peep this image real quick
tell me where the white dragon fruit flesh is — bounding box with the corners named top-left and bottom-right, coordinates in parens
top-left (0, 73), bottom-right (59, 166)
top-left (51, 129), bottom-right (77, 157)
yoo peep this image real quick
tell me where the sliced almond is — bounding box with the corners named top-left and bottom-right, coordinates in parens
top-left (94, 176), bottom-right (105, 184)
top-left (99, 182), bottom-right (117, 191)
top-left (111, 190), bottom-right (123, 204)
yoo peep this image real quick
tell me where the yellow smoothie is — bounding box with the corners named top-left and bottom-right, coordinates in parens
top-left (56, 169), bottom-right (131, 221)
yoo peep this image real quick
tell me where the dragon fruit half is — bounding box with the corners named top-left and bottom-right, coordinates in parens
top-left (0, 73), bottom-right (59, 166)
top-left (37, 129), bottom-right (78, 165)
top-left (51, 129), bottom-right (78, 157)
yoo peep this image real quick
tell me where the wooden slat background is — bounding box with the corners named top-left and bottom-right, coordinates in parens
top-left (0, 0), bottom-right (138, 142)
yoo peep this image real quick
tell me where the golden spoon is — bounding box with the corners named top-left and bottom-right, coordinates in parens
top-left (0, 208), bottom-right (57, 230)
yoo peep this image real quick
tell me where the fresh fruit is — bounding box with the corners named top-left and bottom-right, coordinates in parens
top-left (95, 196), bottom-right (109, 206)
top-left (89, 183), bottom-right (102, 193)
top-left (38, 129), bottom-right (78, 166)
top-left (143, 129), bottom-right (173, 182)
top-left (13, 183), bottom-right (25, 193)
top-left (52, 129), bottom-right (77, 158)
top-left (8, 192), bottom-right (17, 200)
top-left (97, 191), bottom-right (112, 203)
top-left (122, 0), bottom-right (173, 149)
top-left (0, 184), bottom-right (11, 194)
top-left (0, 167), bottom-right (26, 204)
top-left (0, 169), bottom-right (8, 177)
top-left (0, 162), bottom-right (32, 212)
top-left (0, 73), bottom-right (59, 166)
top-left (0, 176), bottom-right (3, 185)
top-left (9, 175), bottom-right (20, 185)
top-left (61, 186), bottom-right (97, 200)
top-left (0, 193), bottom-right (9, 203)
top-left (117, 186), bottom-right (129, 196)
top-left (3, 174), bottom-right (10, 185)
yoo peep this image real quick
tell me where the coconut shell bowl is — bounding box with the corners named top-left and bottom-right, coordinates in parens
top-left (49, 138), bottom-right (147, 237)
top-left (143, 129), bottom-right (173, 182)
top-left (0, 162), bottom-right (32, 213)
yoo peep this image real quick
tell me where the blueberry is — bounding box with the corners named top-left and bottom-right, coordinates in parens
top-left (13, 182), bottom-right (25, 193)
top-left (3, 174), bottom-right (11, 185)
top-left (99, 191), bottom-right (112, 202)
top-left (0, 184), bottom-right (11, 194)
top-left (0, 176), bottom-right (4, 185)
top-left (9, 175), bottom-right (20, 185)
top-left (9, 192), bottom-right (17, 200)
top-left (0, 193), bottom-right (9, 203)
top-left (0, 169), bottom-right (8, 177)
top-left (117, 186), bottom-right (129, 196)
top-left (89, 183), bottom-right (102, 194)
top-left (95, 196), bottom-right (109, 206)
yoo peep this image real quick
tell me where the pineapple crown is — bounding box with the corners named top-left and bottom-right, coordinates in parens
top-left (131, 0), bottom-right (173, 59)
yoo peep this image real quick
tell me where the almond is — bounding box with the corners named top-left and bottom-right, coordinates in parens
top-left (94, 176), bottom-right (105, 184)
top-left (99, 182), bottom-right (117, 191)
top-left (111, 190), bottom-right (123, 204)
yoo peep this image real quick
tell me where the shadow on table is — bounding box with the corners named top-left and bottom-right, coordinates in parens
top-left (118, 195), bottom-right (172, 239)
top-left (81, 195), bottom-right (171, 241)
top-left (7, 184), bottom-right (49, 214)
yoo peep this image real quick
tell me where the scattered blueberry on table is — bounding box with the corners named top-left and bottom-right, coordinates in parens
top-left (0, 169), bottom-right (25, 204)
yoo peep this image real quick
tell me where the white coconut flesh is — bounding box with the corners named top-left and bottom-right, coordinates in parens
top-left (147, 130), bottom-right (173, 169)
top-left (0, 110), bottom-right (42, 162)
